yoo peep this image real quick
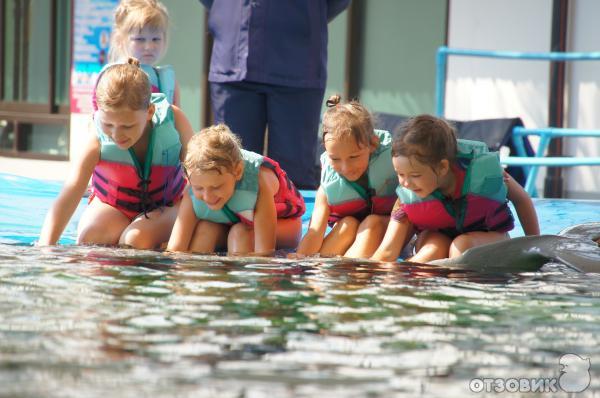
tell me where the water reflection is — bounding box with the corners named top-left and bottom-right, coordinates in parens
top-left (0, 243), bottom-right (599, 397)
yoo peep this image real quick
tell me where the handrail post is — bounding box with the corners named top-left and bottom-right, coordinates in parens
top-left (436, 45), bottom-right (600, 198)
top-left (435, 46), bottom-right (447, 117)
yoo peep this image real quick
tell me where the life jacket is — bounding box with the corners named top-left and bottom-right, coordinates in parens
top-left (90, 93), bottom-right (185, 219)
top-left (396, 139), bottom-right (514, 237)
top-left (190, 150), bottom-right (305, 225)
top-left (92, 63), bottom-right (176, 110)
top-left (320, 129), bottom-right (398, 224)
top-left (142, 64), bottom-right (176, 105)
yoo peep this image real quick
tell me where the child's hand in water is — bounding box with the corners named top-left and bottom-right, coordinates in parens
top-left (287, 252), bottom-right (308, 260)
top-left (228, 250), bottom-right (276, 258)
top-left (35, 242), bottom-right (59, 253)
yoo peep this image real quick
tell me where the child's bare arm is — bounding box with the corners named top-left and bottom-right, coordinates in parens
top-left (166, 191), bottom-right (197, 252)
top-left (296, 187), bottom-right (330, 255)
top-left (38, 131), bottom-right (100, 245)
top-left (371, 200), bottom-right (411, 262)
top-left (171, 105), bottom-right (194, 161)
top-left (253, 168), bottom-right (279, 255)
top-left (506, 173), bottom-right (540, 236)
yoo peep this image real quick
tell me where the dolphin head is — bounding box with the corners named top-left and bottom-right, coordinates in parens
top-left (428, 235), bottom-right (561, 272)
top-left (559, 222), bottom-right (600, 242)
top-left (426, 223), bottom-right (600, 273)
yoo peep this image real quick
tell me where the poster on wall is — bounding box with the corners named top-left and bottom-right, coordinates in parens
top-left (70, 0), bottom-right (118, 114)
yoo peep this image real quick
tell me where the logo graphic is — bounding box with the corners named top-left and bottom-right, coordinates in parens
top-left (469, 353), bottom-right (591, 394)
top-left (559, 353), bottom-right (591, 393)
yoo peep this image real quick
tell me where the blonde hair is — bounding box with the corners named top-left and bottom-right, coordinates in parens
top-left (108, 0), bottom-right (169, 63)
top-left (184, 124), bottom-right (244, 175)
top-left (95, 57), bottom-right (151, 110)
top-left (321, 94), bottom-right (375, 148)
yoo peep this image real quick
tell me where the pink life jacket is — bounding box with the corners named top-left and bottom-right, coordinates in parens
top-left (90, 94), bottom-right (185, 219)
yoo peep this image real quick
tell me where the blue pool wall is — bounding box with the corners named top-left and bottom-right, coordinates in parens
top-left (1, 173), bottom-right (599, 246)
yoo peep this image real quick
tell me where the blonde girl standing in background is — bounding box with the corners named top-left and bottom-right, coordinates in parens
top-left (106, 0), bottom-right (180, 106)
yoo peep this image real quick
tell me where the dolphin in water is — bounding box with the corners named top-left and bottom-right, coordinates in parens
top-left (428, 223), bottom-right (600, 273)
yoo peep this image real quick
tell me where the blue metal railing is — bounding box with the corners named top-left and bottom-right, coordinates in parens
top-left (435, 46), bottom-right (600, 196)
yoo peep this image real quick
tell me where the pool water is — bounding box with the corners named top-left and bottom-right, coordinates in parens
top-left (1, 173), bottom-right (600, 397)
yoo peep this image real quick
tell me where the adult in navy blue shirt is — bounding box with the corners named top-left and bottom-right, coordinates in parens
top-left (199, 0), bottom-right (351, 189)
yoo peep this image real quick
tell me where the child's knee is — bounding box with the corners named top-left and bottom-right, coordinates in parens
top-left (337, 216), bottom-right (360, 232)
top-left (227, 222), bottom-right (254, 254)
top-left (449, 234), bottom-right (474, 257)
top-left (229, 222), bottom-right (252, 240)
top-left (120, 228), bottom-right (155, 250)
top-left (77, 227), bottom-right (98, 245)
top-left (78, 225), bottom-right (119, 246)
top-left (360, 215), bottom-right (387, 231)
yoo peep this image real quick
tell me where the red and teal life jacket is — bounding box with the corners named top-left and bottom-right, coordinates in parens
top-left (396, 139), bottom-right (514, 237)
top-left (190, 150), bottom-right (305, 225)
top-left (92, 63), bottom-right (176, 110)
top-left (91, 93), bottom-right (185, 219)
top-left (320, 129), bottom-right (398, 224)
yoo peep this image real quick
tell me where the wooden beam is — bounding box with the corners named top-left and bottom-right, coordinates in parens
top-left (543, 0), bottom-right (569, 198)
top-left (49, 0), bottom-right (57, 113)
top-left (201, 9), bottom-right (213, 128)
top-left (344, 0), bottom-right (364, 101)
top-left (0, 0), bottom-right (5, 99)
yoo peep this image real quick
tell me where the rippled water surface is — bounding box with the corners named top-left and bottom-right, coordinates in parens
top-left (1, 173), bottom-right (600, 397)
